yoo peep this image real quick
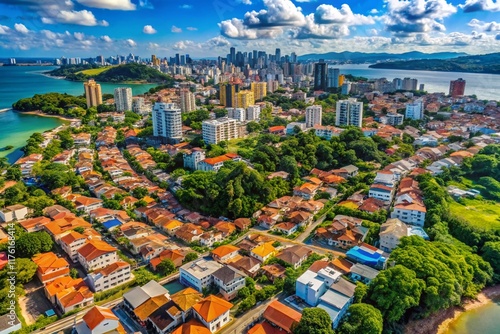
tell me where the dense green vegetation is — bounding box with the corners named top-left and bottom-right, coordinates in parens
top-left (338, 303), bottom-right (383, 334)
top-left (369, 53), bottom-right (500, 75)
top-left (13, 92), bottom-right (87, 116)
top-left (47, 63), bottom-right (174, 83)
top-left (293, 308), bottom-right (335, 334)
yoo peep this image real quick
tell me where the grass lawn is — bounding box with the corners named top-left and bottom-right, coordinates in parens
top-left (449, 197), bottom-right (500, 231)
top-left (77, 66), bottom-right (113, 76)
top-left (227, 137), bottom-right (248, 153)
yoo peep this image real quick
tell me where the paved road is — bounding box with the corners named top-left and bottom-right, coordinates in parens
top-left (220, 294), bottom-right (283, 334)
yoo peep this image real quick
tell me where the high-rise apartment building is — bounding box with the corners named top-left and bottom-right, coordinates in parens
top-left (267, 80), bottom-right (279, 93)
top-left (180, 89), bottom-right (196, 112)
top-left (336, 98), bottom-right (363, 127)
top-left (246, 105), bottom-right (261, 121)
top-left (227, 108), bottom-right (246, 122)
top-left (405, 99), bottom-right (424, 120)
top-left (236, 90), bottom-right (255, 108)
top-left (219, 83), bottom-right (239, 107)
top-left (202, 117), bottom-right (239, 144)
top-left (449, 78), bottom-right (466, 97)
top-left (152, 102), bottom-right (182, 143)
top-left (402, 78), bottom-right (418, 91)
top-left (305, 105), bottom-right (323, 128)
top-left (84, 79), bottom-right (102, 108)
top-left (251, 82), bottom-right (267, 101)
top-left (114, 87), bottom-right (132, 112)
top-left (327, 68), bottom-right (340, 88)
top-left (314, 60), bottom-right (327, 90)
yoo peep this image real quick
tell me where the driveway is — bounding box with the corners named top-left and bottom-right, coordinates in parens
top-left (19, 283), bottom-right (56, 325)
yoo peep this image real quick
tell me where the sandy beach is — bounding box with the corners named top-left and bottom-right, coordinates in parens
top-left (16, 110), bottom-right (74, 122)
top-left (404, 285), bottom-right (500, 334)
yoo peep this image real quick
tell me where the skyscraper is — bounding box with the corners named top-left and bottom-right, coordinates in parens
top-left (449, 78), bottom-right (466, 97)
top-left (275, 48), bottom-right (281, 63)
top-left (336, 98), bottom-right (363, 128)
top-left (230, 47), bottom-right (236, 65)
top-left (327, 68), bottom-right (340, 88)
top-left (305, 105), bottom-right (322, 128)
top-left (219, 83), bottom-right (239, 107)
top-left (236, 90), bottom-right (255, 108)
top-left (152, 102), bottom-right (182, 143)
top-left (114, 87), bottom-right (132, 112)
top-left (402, 77), bottom-right (418, 91)
top-left (314, 60), bottom-right (327, 91)
top-left (405, 99), bottom-right (424, 120)
top-left (180, 89), bottom-right (196, 112)
top-left (251, 82), bottom-right (267, 101)
top-left (84, 79), bottom-right (102, 108)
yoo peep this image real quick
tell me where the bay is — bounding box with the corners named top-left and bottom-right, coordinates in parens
top-left (446, 299), bottom-right (500, 334)
top-left (336, 64), bottom-right (499, 101)
top-left (0, 66), bottom-right (157, 163)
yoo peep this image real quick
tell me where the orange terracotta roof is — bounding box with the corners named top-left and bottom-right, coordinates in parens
top-left (32, 252), bottom-right (70, 274)
top-left (45, 276), bottom-right (84, 298)
top-left (269, 126), bottom-right (285, 132)
top-left (97, 261), bottom-right (130, 276)
top-left (60, 231), bottom-right (86, 246)
top-left (263, 301), bottom-right (301, 333)
top-left (83, 306), bottom-right (119, 330)
top-left (134, 295), bottom-right (170, 321)
top-left (19, 216), bottom-right (51, 231)
top-left (203, 155), bottom-right (232, 166)
top-left (57, 285), bottom-right (93, 308)
top-left (212, 245), bottom-right (240, 259)
top-left (77, 240), bottom-right (117, 262)
top-left (172, 319), bottom-right (211, 334)
top-left (193, 295), bottom-right (233, 323)
top-left (171, 287), bottom-right (203, 312)
top-left (248, 322), bottom-right (282, 334)
top-left (162, 219), bottom-right (184, 230)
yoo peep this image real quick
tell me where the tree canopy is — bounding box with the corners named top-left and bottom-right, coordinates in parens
top-left (337, 303), bottom-right (383, 334)
top-left (293, 307), bottom-right (334, 334)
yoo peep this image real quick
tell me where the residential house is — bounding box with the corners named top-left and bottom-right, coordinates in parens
top-left (179, 258), bottom-right (223, 292)
top-left (332, 165), bottom-right (358, 178)
top-left (55, 283), bottom-right (94, 314)
top-left (213, 221), bottom-right (236, 237)
top-left (15, 153), bottom-right (43, 176)
top-left (197, 153), bottom-right (242, 172)
top-left (123, 280), bottom-right (170, 315)
top-left (247, 322), bottom-right (282, 334)
top-left (192, 295), bottom-right (233, 333)
top-left (391, 178), bottom-right (427, 227)
top-left (349, 263), bottom-right (380, 284)
top-left (75, 306), bottom-right (125, 334)
top-left (44, 276), bottom-right (85, 304)
top-left (379, 218), bottom-right (409, 252)
top-left (0, 204), bottom-right (28, 223)
top-left (170, 287), bottom-right (203, 320)
top-left (19, 216), bottom-right (51, 233)
top-left (60, 231), bottom-right (88, 262)
top-left (146, 300), bottom-right (183, 334)
top-left (233, 218), bottom-right (251, 231)
top-left (262, 301), bottom-right (302, 334)
top-left (73, 133), bottom-right (91, 146)
top-left (43, 216), bottom-right (92, 241)
top-left (171, 320), bottom-right (210, 334)
top-left (368, 183), bottom-right (395, 203)
top-left (77, 240), bottom-right (118, 272)
top-left (86, 261), bottom-right (132, 292)
top-left (175, 223), bottom-right (204, 244)
top-left (228, 256), bottom-right (261, 277)
top-left (74, 196), bottom-right (103, 214)
top-left (199, 231), bottom-right (223, 247)
top-left (250, 242), bottom-right (276, 262)
top-left (32, 252), bottom-right (70, 284)
top-left (287, 210), bottom-right (313, 227)
top-left (212, 266), bottom-right (246, 300)
top-left (211, 245), bottom-right (240, 263)
top-left (293, 183), bottom-right (319, 200)
top-left (345, 244), bottom-right (387, 269)
top-left (260, 264), bottom-right (286, 282)
top-left (274, 222), bottom-right (297, 236)
top-left (150, 249), bottom-right (186, 271)
top-left (161, 219), bottom-right (184, 236)
top-left (275, 245), bottom-right (312, 269)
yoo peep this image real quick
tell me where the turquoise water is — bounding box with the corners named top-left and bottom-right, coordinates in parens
top-left (163, 280), bottom-right (185, 294)
top-left (0, 66), bottom-right (157, 163)
top-left (446, 299), bottom-right (500, 334)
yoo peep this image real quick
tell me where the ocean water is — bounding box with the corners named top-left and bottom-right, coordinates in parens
top-left (446, 299), bottom-right (500, 334)
top-left (0, 66), bottom-right (157, 163)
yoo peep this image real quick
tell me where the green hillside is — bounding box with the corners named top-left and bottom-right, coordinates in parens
top-left (369, 53), bottom-right (500, 74)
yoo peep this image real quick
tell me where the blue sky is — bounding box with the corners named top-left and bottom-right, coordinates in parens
top-left (0, 0), bottom-right (499, 58)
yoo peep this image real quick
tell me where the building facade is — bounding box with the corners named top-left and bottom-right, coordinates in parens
top-left (152, 102), bottom-right (183, 143)
top-left (180, 89), bottom-right (196, 113)
top-left (114, 87), bottom-right (132, 112)
top-left (305, 105), bottom-right (322, 128)
top-left (405, 99), bottom-right (424, 120)
top-left (335, 99), bottom-right (363, 127)
top-left (449, 78), bottom-right (466, 97)
top-left (84, 79), bottom-right (102, 108)
top-left (251, 82), bottom-right (267, 101)
top-left (202, 118), bottom-right (238, 144)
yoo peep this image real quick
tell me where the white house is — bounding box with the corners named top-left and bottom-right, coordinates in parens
top-left (75, 306), bottom-right (121, 334)
top-left (0, 204), bottom-right (28, 223)
top-left (60, 231), bottom-right (88, 262)
top-left (77, 240), bottom-right (118, 272)
top-left (86, 261), bottom-right (132, 292)
top-left (212, 266), bottom-right (246, 301)
top-left (192, 295), bottom-right (233, 333)
top-left (179, 258), bottom-right (223, 292)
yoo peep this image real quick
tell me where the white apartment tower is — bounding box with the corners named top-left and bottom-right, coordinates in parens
top-left (114, 87), bottom-right (133, 112)
top-left (405, 99), bottom-right (424, 120)
top-left (180, 89), bottom-right (196, 113)
top-left (305, 105), bottom-right (322, 128)
top-left (227, 108), bottom-right (246, 122)
top-left (202, 117), bottom-right (238, 144)
top-left (152, 102), bottom-right (183, 143)
top-left (246, 105), bottom-right (261, 121)
top-left (336, 98), bottom-right (363, 128)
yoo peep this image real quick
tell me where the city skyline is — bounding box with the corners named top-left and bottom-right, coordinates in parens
top-left (0, 0), bottom-right (498, 57)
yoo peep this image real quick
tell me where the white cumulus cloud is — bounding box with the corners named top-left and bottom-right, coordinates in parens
top-left (14, 23), bottom-right (29, 34)
top-left (126, 39), bottom-right (136, 47)
top-left (76, 0), bottom-right (136, 10)
top-left (171, 25), bottom-right (182, 33)
top-left (143, 25), bottom-right (157, 34)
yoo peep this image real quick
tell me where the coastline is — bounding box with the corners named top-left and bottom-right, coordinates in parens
top-left (404, 285), bottom-right (500, 334)
top-left (15, 110), bottom-right (74, 122)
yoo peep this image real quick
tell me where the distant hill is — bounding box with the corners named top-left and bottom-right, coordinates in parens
top-left (298, 51), bottom-right (467, 62)
top-left (369, 53), bottom-right (500, 74)
top-left (47, 63), bottom-right (173, 83)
